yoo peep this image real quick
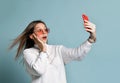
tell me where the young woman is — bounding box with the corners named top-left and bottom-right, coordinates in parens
top-left (10, 19), bottom-right (96, 83)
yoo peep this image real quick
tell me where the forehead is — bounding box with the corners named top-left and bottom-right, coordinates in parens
top-left (34, 23), bottom-right (46, 29)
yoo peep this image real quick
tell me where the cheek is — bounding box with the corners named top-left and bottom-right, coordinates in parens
top-left (38, 35), bottom-right (43, 39)
top-left (35, 33), bottom-right (42, 38)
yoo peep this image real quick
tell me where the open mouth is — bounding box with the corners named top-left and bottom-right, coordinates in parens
top-left (42, 36), bottom-right (47, 40)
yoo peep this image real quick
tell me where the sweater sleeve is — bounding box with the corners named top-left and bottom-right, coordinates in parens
top-left (60, 41), bottom-right (92, 64)
top-left (23, 48), bottom-right (49, 76)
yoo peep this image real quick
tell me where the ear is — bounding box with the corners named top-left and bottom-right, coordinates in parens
top-left (29, 34), bottom-right (33, 39)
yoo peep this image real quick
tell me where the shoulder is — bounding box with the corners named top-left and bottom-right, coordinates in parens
top-left (47, 44), bottom-right (63, 49)
top-left (47, 44), bottom-right (65, 55)
top-left (23, 47), bottom-right (36, 53)
top-left (23, 47), bottom-right (39, 56)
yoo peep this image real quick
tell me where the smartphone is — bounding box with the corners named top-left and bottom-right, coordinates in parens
top-left (82, 14), bottom-right (89, 23)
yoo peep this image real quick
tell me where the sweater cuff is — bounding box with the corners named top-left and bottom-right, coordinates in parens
top-left (85, 40), bottom-right (93, 47)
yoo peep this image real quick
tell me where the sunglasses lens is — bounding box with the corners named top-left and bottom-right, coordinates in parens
top-left (46, 28), bottom-right (50, 33)
top-left (35, 28), bottom-right (50, 35)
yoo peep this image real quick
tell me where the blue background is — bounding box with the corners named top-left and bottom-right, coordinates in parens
top-left (0, 0), bottom-right (120, 83)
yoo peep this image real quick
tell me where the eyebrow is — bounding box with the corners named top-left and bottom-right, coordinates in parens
top-left (35, 26), bottom-right (47, 30)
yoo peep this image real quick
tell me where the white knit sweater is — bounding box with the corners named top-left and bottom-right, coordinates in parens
top-left (23, 41), bottom-right (92, 83)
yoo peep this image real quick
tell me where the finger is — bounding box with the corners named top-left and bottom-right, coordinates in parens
top-left (86, 27), bottom-right (96, 33)
top-left (85, 28), bottom-right (92, 32)
top-left (85, 27), bottom-right (92, 30)
top-left (35, 36), bottom-right (44, 44)
top-left (89, 22), bottom-right (96, 28)
top-left (84, 21), bottom-right (95, 26)
top-left (33, 33), bottom-right (44, 45)
top-left (32, 34), bottom-right (41, 44)
top-left (32, 34), bottom-right (36, 40)
top-left (84, 23), bottom-right (90, 27)
top-left (33, 33), bottom-right (37, 38)
top-left (33, 34), bottom-right (41, 42)
top-left (84, 25), bottom-right (93, 29)
top-left (84, 20), bottom-right (89, 23)
top-left (85, 24), bottom-right (96, 29)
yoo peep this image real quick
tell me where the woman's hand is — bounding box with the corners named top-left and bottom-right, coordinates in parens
top-left (32, 34), bottom-right (46, 52)
top-left (84, 20), bottom-right (96, 43)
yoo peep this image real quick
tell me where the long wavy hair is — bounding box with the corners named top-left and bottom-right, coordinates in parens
top-left (9, 20), bottom-right (47, 60)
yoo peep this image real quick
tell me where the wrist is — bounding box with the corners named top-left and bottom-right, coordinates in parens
top-left (41, 45), bottom-right (47, 52)
top-left (88, 32), bottom-right (96, 43)
top-left (88, 37), bottom-right (96, 43)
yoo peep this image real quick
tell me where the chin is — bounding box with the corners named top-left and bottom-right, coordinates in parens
top-left (43, 40), bottom-right (47, 44)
